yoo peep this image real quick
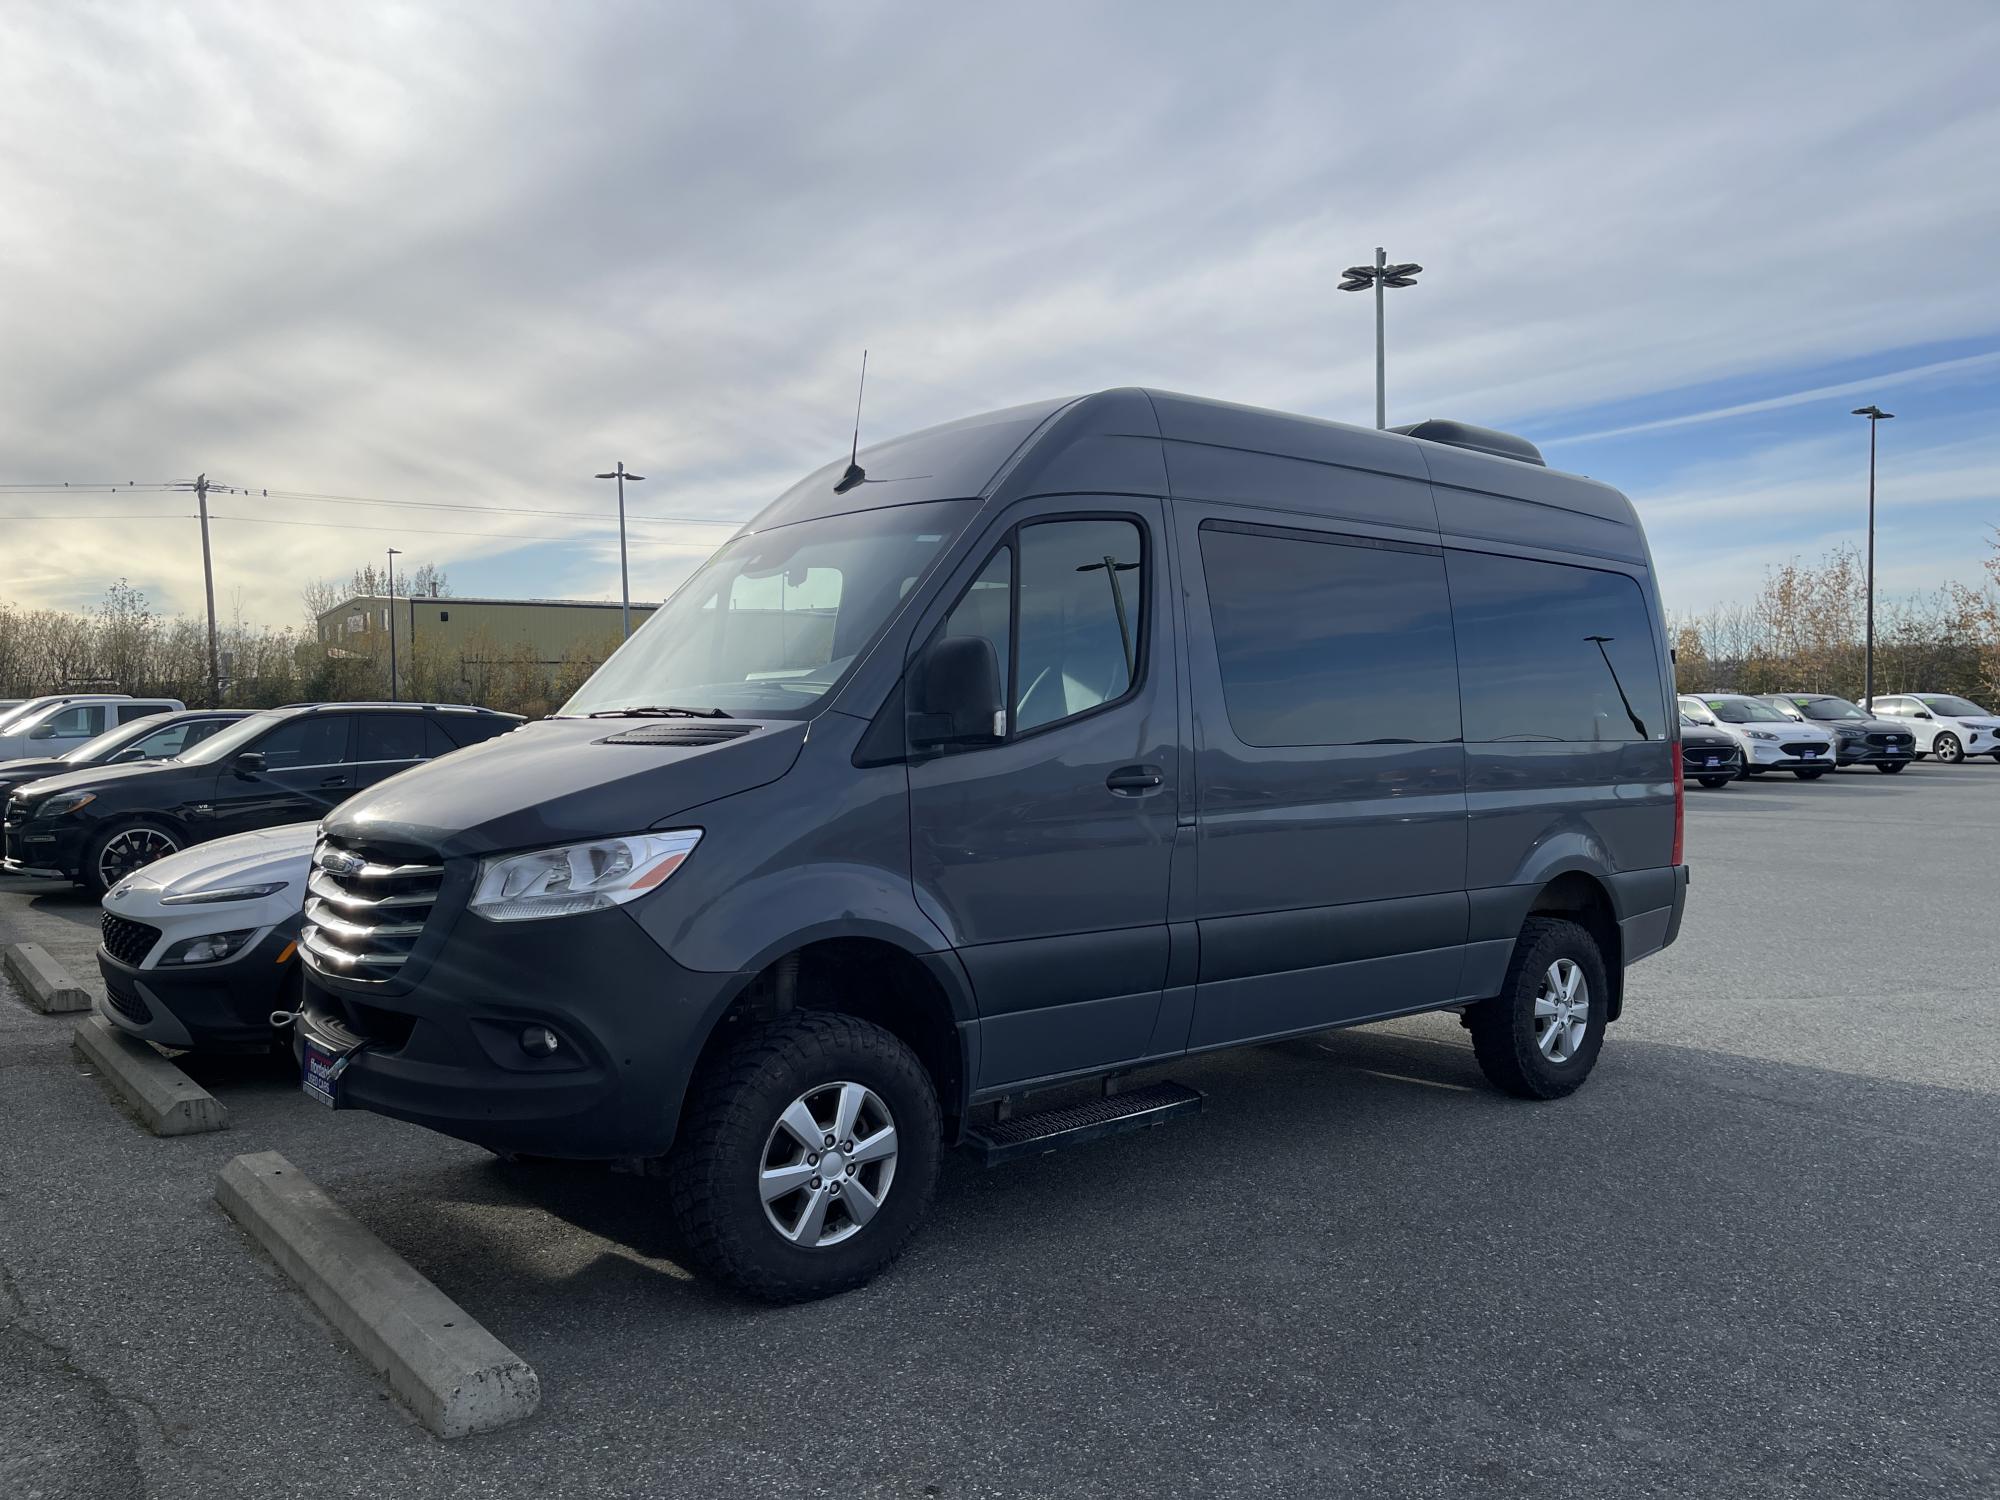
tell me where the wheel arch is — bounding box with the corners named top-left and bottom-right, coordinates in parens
top-left (680, 935), bottom-right (976, 1146)
top-left (1524, 870), bottom-right (1624, 1021)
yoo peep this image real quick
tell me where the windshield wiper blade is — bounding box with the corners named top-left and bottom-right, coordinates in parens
top-left (581, 705), bottom-right (733, 720)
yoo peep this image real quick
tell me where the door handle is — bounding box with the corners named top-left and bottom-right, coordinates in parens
top-left (1106, 765), bottom-right (1165, 794)
top-left (319, 775), bottom-right (350, 789)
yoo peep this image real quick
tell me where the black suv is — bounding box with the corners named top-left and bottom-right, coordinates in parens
top-left (1759, 694), bottom-right (1916, 772)
top-left (3, 702), bottom-right (522, 896)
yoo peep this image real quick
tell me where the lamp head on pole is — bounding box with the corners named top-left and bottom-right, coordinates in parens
top-left (1851, 405), bottom-right (1894, 421)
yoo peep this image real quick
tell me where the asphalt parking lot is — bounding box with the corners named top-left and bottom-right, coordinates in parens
top-left (2, 763), bottom-right (1996, 1500)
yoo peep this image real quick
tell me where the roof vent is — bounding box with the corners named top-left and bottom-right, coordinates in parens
top-left (1391, 419), bottom-right (1544, 467)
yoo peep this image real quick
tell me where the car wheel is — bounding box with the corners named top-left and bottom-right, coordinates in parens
top-left (1933, 733), bottom-right (1964, 764)
top-left (84, 819), bottom-right (181, 899)
top-left (1697, 776), bottom-right (1731, 789)
top-left (1468, 917), bottom-right (1608, 1101)
top-left (1990, 752), bottom-right (2000, 763)
top-left (1876, 761), bottom-right (1907, 774)
top-left (1793, 768), bottom-right (1826, 780)
top-left (666, 1011), bottom-right (941, 1302)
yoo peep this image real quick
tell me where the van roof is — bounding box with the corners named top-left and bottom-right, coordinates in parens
top-left (753, 389), bottom-right (1646, 565)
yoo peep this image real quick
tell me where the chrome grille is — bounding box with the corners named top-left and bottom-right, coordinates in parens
top-left (301, 836), bottom-right (443, 980)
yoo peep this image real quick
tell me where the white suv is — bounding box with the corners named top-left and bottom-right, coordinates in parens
top-left (1863, 693), bottom-right (2000, 764)
top-left (1680, 693), bottom-right (1837, 779)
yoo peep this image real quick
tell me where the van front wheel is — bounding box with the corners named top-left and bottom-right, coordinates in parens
top-left (1469, 917), bottom-right (1609, 1100)
top-left (665, 1011), bottom-right (941, 1302)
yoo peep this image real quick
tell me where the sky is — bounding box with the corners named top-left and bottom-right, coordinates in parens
top-left (2, 1), bottom-right (1997, 630)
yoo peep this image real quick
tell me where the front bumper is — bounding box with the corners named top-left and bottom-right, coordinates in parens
top-left (296, 902), bottom-right (742, 1161)
top-left (1831, 738), bottom-right (1915, 767)
top-left (96, 922), bottom-right (300, 1050)
top-left (1742, 741), bottom-right (1832, 771)
top-left (1, 816), bottom-right (87, 880)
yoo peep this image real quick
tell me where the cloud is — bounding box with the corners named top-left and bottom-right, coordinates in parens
top-left (3, 1), bottom-right (1999, 628)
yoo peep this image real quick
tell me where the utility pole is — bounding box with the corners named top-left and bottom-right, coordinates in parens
top-left (386, 547), bottom-right (402, 702)
top-left (1338, 248), bottom-right (1423, 429)
top-left (594, 461), bottom-right (646, 638)
top-left (193, 473), bottom-right (221, 706)
top-left (1852, 405), bottom-right (1894, 705)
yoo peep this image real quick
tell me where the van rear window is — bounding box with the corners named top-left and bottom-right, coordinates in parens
top-left (1198, 521), bottom-right (1460, 747)
top-left (1448, 552), bottom-right (1663, 743)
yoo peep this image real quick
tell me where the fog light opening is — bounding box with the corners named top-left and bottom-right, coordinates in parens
top-left (520, 1025), bottom-right (561, 1058)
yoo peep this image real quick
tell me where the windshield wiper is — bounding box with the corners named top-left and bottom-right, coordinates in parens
top-left (580, 705), bottom-right (732, 720)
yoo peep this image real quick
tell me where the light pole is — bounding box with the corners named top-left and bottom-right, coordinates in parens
top-left (1852, 405), bottom-right (1894, 706)
top-left (595, 461), bottom-right (646, 639)
top-left (1338, 247), bottom-right (1422, 429)
top-left (385, 547), bottom-right (402, 703)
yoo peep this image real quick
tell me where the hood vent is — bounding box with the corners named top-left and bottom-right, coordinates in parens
top-left (598, 722), bottom-right (758, 747)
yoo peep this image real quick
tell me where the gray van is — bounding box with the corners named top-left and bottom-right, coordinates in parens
top-left (298, 390), bottom-right (1688, 1300)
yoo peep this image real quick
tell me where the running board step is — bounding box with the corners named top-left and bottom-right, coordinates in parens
top-left (965, 1081), bottom-right (1204, 1167)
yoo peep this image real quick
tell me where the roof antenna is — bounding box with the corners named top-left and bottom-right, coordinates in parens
top-left (834, 349), bottom-right (869, 493)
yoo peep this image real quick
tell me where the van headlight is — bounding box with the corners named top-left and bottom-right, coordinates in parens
top-left (468, 831), bottom-right (702, 923)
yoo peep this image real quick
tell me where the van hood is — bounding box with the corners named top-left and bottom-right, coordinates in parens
top-left (324, 716), bottom-right (812, 859)
top-left (111, 822), bottom-right (317, 899)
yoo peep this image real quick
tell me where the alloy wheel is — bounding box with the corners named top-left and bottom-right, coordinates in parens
top-left (1533, 958), bottom-right (1589, 1064)
top-left (758, 1080), bottom-right (899, 1249)
top-left (97, 827), bottom-right (178, 889)
top-left (1934, 734), bottom-right (1963, 764)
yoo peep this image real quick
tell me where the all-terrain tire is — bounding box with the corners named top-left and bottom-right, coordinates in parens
top-left (665, 1011), bottom-right (942, 1303)
top-left (1468, 917), bottom-right (1610, 1101)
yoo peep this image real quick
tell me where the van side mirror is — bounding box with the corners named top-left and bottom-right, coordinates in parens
top-left (909, 636), bottom-right (1005, 748)
top-left (233, 750), bottom-right (266, 777)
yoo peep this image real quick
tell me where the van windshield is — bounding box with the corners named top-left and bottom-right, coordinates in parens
top-left (559, 500), bottom-right (974, 720)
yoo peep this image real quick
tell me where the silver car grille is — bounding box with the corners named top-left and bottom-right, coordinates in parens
top-left (301, 836), bottom-right (443, 980)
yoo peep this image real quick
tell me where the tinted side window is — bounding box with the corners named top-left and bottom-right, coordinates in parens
top-left (181, 719), bottom-right (229, 751)
top-left (118, 703), bottom-right (169, 724)
top-left (1449, 551), bottom-right (1664, 743)
top-left (1014, 519), bottom-right (1143, 733)
top-left (254, 715), bottom-right (350, 769)
top-left (356, 715), bottom-right (427, 763)
top-left (424, 721), bottom-right (461, 758)
top-left (940, 546), bottom-right (1012, 694)
top-left (1199, 521), bottom-right (1460, 746)
top-left (437, 714), bottom-right (516, 748)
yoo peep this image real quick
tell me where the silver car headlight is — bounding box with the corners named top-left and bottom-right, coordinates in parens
top-left (160, 881), bottom-right (290, 906)
top-left (468, 831), bottom-right (702, 924)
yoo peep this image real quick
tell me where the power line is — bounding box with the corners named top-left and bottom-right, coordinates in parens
top-left (0, 479), bottom-right (740, 527)
top-left (207, 512), bottom-right (719, 545)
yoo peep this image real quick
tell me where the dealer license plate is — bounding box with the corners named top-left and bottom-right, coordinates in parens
top-left (301, 1038), bottom-right (346, 1109)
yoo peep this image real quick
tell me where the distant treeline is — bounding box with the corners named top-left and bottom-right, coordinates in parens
top-left (7, 541), bottom-right (2000, 720)
top-left (0, 575), bottom-right (613, 720)
top-left (1670, 542), bottom-right (2000, 704)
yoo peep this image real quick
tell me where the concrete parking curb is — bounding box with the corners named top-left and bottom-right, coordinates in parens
top-left (4, 941), bottom-right (92, 1013)
top-left (216, 1151), bottom-right (541, 1439)
top-left (71, 1015), bottom-right (230, 1136)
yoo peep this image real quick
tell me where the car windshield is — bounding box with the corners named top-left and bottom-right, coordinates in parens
top-left (1798, 698), bottom-right (1866, 721)
top-left (1918, 695), bottom-right (1989, 718)
top-left (59, 716), bottom-right (181, 763)
top-left (178, 712), bottom-right (280, 765)
top-left (558, 500), bottom-right (974, 719)
top-left (1707, 698), bottom-right (1788, 724)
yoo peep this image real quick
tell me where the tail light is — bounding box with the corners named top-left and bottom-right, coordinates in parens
top-left (1671, 746), bottom-right (1685, 866)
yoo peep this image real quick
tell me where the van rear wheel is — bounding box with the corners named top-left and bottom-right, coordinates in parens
top-left (1468, 917), bottom-right (1608, 1100)
top-left (665, 1011), bottom-right (941, 1302)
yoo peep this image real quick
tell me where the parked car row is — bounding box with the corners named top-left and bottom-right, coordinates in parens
top-left (1675, 689), bottom-right (1999, 787)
